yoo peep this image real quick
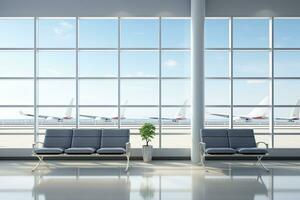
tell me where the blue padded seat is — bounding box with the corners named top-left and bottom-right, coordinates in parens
top-left (97, 148), bottom-right (126, 154)
top-left (34, 129), bottom-right (73, 154)
top-left (237, 148), bottom-right (268, 155)
top-left (98, 129), bottom-right (129, 154)
top-left (65, 147), bottom-right (96, 154)
top-left (206, 148), bottom-right (236, 155)
top-left (65, 129), bottom-right (101, 154)
top-left (228, 129), bottom-right (256, 149)
top-left (201, 129), bottom-right (231, 148)
top-left (35, 148), bottom-right (64, 154)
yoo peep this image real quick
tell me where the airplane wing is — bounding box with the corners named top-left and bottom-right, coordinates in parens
top-left (80, 114), bottom-right (111, 121)
top-left (208, 113), bottom-right (230, 118)
top-left (20, 111), bottom-right (63, 120)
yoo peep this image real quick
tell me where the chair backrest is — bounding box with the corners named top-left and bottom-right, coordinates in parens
top-left (71, 129), bottom-right (102, 149)
top-left (200, 129), bottom-right (230, 148)
top-left (228, 129), bottom-right (256, 149)
top-left (101, 129), bottom-right (130, 149)
top-left (43, 129), bottom-right (73, 149)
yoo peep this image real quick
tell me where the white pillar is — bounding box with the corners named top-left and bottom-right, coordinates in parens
top-left (191, 0), bottom-right (205, 163)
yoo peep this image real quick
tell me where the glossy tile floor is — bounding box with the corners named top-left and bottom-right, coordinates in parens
top-left (0, 160), bottom-right (300, 199)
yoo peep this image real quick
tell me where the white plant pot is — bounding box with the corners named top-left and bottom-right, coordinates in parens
top-left (142, 145), bottom-right (153, 162)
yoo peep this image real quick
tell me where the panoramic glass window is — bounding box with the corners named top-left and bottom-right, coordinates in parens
top-left (37, 18), bottom-right (76, 48)
top-left (205, 18), bottom-right (229, 48)
top-left (0, 17), bottom-right (190, 149)
top-left (79, 18), bottom-right (118, 48)
top-left (233, 18), bottom-right (269, 48)
top-left (120, 18), bottom-right (159, 48)
top-left (161, 18), bottom-right (190, 48)
top-left (0, 18), bottom-right (34, 48)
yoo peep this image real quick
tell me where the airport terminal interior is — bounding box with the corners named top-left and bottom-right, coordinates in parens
top-left (1, 0), bottom-right (300, 199)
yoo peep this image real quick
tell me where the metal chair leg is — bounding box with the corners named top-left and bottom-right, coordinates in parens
top-left (32, 155), bottom-right (51, 172)
top-left (125, 154), bottom-right (130, 172)
top-left (256, 156), bottom-right (269, 172)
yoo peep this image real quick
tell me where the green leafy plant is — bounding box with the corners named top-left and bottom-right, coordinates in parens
top-left (139, 123), bottom-right (156, 146)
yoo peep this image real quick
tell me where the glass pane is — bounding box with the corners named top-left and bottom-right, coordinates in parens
top-left (121, 18), bottom-right (159, 48)
top-left (120, 107), bottom-right (159, 148)
top-left (161, 18), bottom-right (190, 48)
top-left (233, 19), bottom-right (269, 48)
top-left (0, 107), bottom-right (34, 148)
top-left (275, 80), bottom-right (300, 105)
top-left (205, 107), bottom-right (230, 128)
top-left (205, 51), bottom-right (229, 77)
top-left (162, 79), bottom-right (190, 105)
top-left (274, 19), bottom-right (300, 48)
top-left (233, 51), bottom-right (270, 77)
top-left (0, 51), bottom-right (34, 77)
top-left (38, 80), bottom-right (75, 105)
top-left (0, 80), bottom-right (33, 105)
top-left (38, 51), bottom-right (76, 77)
top-left (205, 18), bottom-right (229, 48)
top-left (205, 80), bottom-right (230, 105)
top-left (233, 80), bottom-right (269, 105)
top-left (79, 18), bottom-right (118, 48)
top-left (274, 135), bottom-right (300, 148)
top-left (120, 50), bottom-right (159, 77)
top-left (161, 135), bottom-right (191, 148)
top-left (233, 107), bottom-right (270, 134)
top-left (162, 51), bottom-right (190, 77)
top-left (0, 19), bottom-right (34, 48)
top-left (37, 107), bottom-right (76, 135)
top-left (274, 51), bottom-right (300, 77)
top-left (79, 51), bottom-right (118, 77)
top-left (275, 107), bottom-right (300, 134)
top-left (121, 80), bottom-right (158, 105)
top-left (79, 107), bottom-right (118, 128)
top-left (79, 80), bottom-right (118, 105)
top-left (38, 18), bottom-right (76, 48)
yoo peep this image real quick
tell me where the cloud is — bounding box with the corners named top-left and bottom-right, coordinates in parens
top-left (164, 59), bottom-right (178, 68)
top-left (246, 80), bottom-right (266, 84)
top-left (53, 21), bottom-right (74, 38)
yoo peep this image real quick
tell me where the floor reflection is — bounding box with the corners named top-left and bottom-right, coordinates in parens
top-left (0, 161), bottom-right (300, 199)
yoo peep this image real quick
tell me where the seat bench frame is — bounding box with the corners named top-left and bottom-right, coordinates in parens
top-left (199, 141), bottom-right (269, 172)
top-left (32, 142), bottom-right (131, 172)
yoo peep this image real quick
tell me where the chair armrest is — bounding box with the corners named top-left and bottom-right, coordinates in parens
top-left (32, 142), bottom-right (44, 149)
top-left (199, 142), bottom-right (206, 156)
top-left (126, 142), bottom-right (131, 153)
top-left (256, 141), bottom-right (269, 149)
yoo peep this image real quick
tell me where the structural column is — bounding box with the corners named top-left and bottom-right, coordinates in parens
top-left (191, 0), bottom-right (205, 163)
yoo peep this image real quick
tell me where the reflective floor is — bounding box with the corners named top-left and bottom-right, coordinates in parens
top-left (0, 160), bottom-right (300, 199)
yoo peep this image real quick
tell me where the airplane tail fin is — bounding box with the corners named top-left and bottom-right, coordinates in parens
top-left (65, 98), bottom-right (74, 118)
top-left (120, 100), bottom-right (128, 118)
top-left (176, 100), bottom-right (188, 119)
top-left (290, 99), bottom-right (300, 119)
top-left (247, 96), bottom-right (269, 118)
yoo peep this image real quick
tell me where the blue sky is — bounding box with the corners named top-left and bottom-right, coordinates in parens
top-left (1, 18), bottom-right (300, 121)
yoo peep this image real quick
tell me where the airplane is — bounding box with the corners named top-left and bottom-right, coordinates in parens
top-left (150, 100), bottom-right (189, 122)
top-left (19, 99), bottom-right (74, 122)
top-left (209, 97), bottom-right (300, 122)
top-left (276, 99), bottom-right (300, 122)
top-left (208, 97), bottom-right (269, 122)
top-left (80, 100), bottom-right (128, 122)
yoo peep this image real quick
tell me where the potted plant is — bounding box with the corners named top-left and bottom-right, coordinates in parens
top-left (139, 123), bottom-right (156, 162)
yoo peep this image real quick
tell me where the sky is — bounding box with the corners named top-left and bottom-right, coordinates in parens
top-left (0, 18), bottom-right (300, 122)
